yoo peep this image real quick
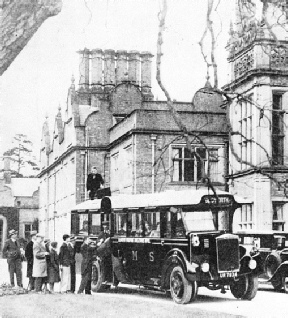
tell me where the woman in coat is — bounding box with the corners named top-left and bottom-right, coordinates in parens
top-left (32, 233), bottom-right (48, 293)
top-left (48, 241), bottom-right (60, 293)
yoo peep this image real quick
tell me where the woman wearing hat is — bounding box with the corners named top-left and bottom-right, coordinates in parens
top-left (2, 229), bottom-right (23, 287)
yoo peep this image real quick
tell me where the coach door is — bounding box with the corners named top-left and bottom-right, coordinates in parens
top-left (113, 209), bottom-right (144, 282)
top-left (141, 210), bottom-right (164, 284)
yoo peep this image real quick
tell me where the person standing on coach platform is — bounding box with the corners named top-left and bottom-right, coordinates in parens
top-left (2, 229), bottom-right (23, 287)
top-left (86, 166), bottom-right (104, 200)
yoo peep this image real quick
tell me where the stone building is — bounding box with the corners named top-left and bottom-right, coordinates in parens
top-left (39, 49), bottom-right (228, 241)
top-left (225, 1), bottom-right (288, 231)
top-left (0, 157), bottom-right (39, 252)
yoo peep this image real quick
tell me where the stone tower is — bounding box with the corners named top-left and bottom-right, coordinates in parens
top-left (224, 0), bottom-right (288, 231)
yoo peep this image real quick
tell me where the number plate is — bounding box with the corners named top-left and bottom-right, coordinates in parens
top-left (220, 272), bottom-right (237, 278)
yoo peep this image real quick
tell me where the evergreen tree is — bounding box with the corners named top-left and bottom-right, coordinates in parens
top-left (3, 134), bottom-right (40, 177)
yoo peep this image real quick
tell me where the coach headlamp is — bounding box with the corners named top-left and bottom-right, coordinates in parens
top-left (201, 262), bottom-right (210, 273)
top-left (248, 259), bottom-right (257, 270)
top-left (192, 234), bottom-right (200, 247)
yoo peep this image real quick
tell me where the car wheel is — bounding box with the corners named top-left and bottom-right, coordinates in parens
top-left (271, 273), bottom-right (283, 292)
top-left (170, 266), bottom-right (193, 304)
top-left (91, 260), bottom-right (105, 292)
top-left (242, 274), bottom-right (258, 300)
top-left (230, 275), bottom-right (248, 299)
top-left (264, 252), bottom-right (281, 278)
top-left (283, 277), bottom-right (288, 293)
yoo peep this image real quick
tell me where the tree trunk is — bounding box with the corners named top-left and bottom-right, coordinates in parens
top-left (0, 0), bottom-right (62, 76)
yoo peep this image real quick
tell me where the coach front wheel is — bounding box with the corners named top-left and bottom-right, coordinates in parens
top-left (91, 260), bottom-right (105, 292)
top-left (170, 266), bottom-right (193, 304)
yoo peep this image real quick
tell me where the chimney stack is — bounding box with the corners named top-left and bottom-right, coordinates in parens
top-left (91, 48), bottom-right (103, 92)
top-left (104, 49), bottom-right (116, 92)
top-left (3, 156), bottom-right (11, 184)
top-left (127, 50), bottom-right (140, 85)
top-left (78, 48), bottom-right (90, 90)
top-left (140, 52), bottom-right (154, 100)
top-left (116, 50), bottom-right (128, 84)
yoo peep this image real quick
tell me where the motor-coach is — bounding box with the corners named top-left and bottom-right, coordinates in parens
top-left (71, 189), bottom-right (261, 304)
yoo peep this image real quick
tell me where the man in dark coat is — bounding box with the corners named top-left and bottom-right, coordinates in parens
top-left (2, 229), bottom-right (23, 287)
top-left (25, 230), bottom-right (37, 290)
top-left (59, 234), bottom-right (71, 293)
top-left (77, 236), bottom-right (96, 294)
top-left (97, 221), bottom-right (110, 247)
top-left (68, 236), bottom-right (77, 293)
top-left (86, 166), bottom-right (104, 200)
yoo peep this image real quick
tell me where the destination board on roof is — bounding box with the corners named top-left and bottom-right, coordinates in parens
top-left (201, 195), bottom-right (234, 205)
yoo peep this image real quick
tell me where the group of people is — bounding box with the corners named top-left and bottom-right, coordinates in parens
top-left (2, 223), bottom-right (111, 295)
top-left (1, 166), bottom-right (106, 293)
top-left (3, 230), bottom-right (74, 294)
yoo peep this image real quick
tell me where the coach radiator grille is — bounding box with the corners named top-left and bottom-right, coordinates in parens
top-left (216, 234), bottom-right (240, 273)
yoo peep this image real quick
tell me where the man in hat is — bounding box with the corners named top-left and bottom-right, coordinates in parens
top-left (2, 229), bottom-right (23, 287)
top-left (32, 233), bottom-right (49, 293)
top-left (97, 221), bottom-right (110, 246)
top-left (77, 236), bottom-right (96, 294)
top-left (59, 234), bottom-right (72, 293)
top-left (25, 230), bottom-right (37, 290)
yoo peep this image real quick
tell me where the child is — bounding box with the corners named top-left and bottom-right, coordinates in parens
top-left (48, 241), bottom-right (60, 293)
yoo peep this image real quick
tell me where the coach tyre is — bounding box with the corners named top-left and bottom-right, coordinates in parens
top-left (230, 275), bottom-right (248, 299)
top-left (91, 260), bottom-right (105, 292)
top-left (190, 280), bottom-right (198, 302)
top-left (230, 274), bottom-right (258, 300)
top-left (242, 274), bottom-right (258, 300)
top-left (169, 266), bottom-right (193, 304)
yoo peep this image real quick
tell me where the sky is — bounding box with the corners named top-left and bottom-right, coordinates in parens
top-left (0, 0), bottom-right (233, 165)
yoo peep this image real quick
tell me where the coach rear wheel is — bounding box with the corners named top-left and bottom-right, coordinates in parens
top-left (91, 260), bottom-right (105, 292)
top-left (170, 266), bottom-right (194, 304)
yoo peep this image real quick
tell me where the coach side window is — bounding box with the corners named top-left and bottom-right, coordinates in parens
top-left (164, 208), bottom-right (185, 238)
top-left (91, 213), bottom-right (101, 235)
top-left (115, 213), bottom-right (127, 236)
top-left (135, 212), bottom-right (144, 237)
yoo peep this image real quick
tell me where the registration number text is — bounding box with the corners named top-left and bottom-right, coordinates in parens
top-left (220, 272), bottom-right (237, 278)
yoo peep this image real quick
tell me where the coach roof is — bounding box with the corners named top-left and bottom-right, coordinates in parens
top-left (71, 188), bottom-right (250, 213)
